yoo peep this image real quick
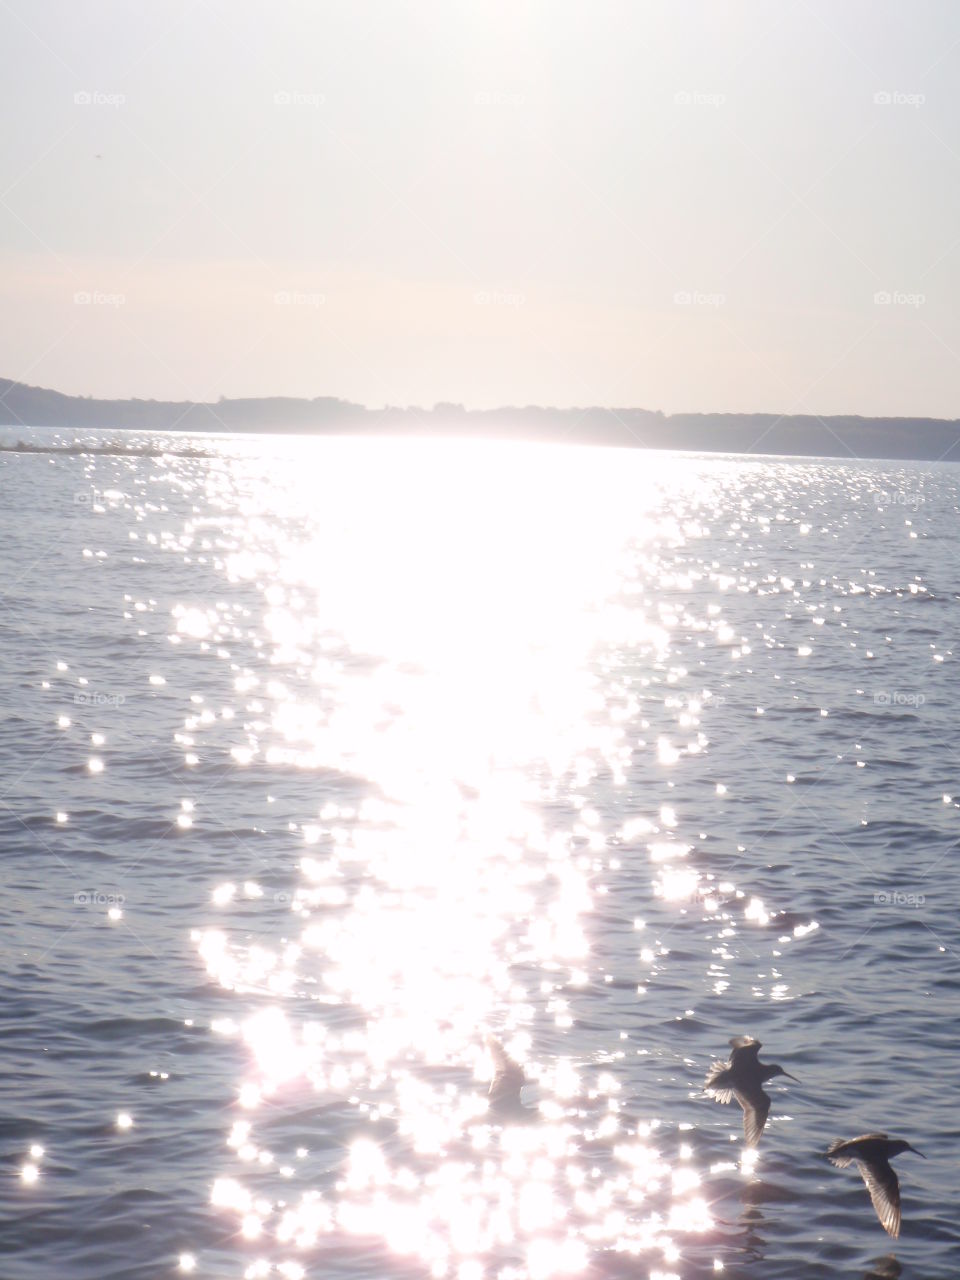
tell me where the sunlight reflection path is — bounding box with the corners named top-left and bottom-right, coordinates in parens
top-left (173, 442), bottom-right (820, 1278)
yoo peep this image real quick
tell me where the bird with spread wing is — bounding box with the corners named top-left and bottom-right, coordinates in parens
top-left (704, 1036), bottom-right (798, 1146)
top-left (484, 1034), bottom-right (532, 1119)
top-left (826, 1133), bottom-right (924, 1238)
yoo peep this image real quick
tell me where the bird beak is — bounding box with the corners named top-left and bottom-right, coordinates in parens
top-left (908, 1144), bottom-right (926, 1158)
top-left (782, 1072), bottom-right (800, 1083)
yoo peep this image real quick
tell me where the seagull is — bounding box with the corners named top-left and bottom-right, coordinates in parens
top-left (826, 1133), bottom-right (925, 1238)
top-left (485, 1035), bottom-right (530, 1119)
top-left (704, 1036), bottom-right (798, 1146)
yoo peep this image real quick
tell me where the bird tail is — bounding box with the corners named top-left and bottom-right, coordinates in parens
top-left (825, 1139), bottom-right (854, 1168)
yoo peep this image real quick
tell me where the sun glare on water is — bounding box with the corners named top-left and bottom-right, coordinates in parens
top-left (175, 441), bottom-right (805, 1276)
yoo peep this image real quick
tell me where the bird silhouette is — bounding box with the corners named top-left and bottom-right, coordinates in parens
top-left (704, 1036), bottom-right (798, 1146)
top-left (826, 1133), bottom-right (925, 1238)
top-left (485, 1035), bottom-right (531, 1119)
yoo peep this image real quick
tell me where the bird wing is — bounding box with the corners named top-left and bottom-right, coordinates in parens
top-left (704, 1060), bottom-right (736, 1102)
top-left (857, 1158), bottom-right (901, 1238)
top-left (826, 1134), bottom-right (890, 1168)
top-left (486, 1035), bottom-right (523, 1076)
top-left (728, 1037), bottom-right (762, 1068)
top-left (735, 1084), bottom-right (770, 1147)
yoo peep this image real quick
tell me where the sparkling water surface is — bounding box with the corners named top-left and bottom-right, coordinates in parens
top-left (1, 430), bottom-right (958, 1280)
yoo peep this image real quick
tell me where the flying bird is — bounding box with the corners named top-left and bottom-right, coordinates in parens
top-left (704, 1036), bottom-right (798, 1146)
top-left (826, 1133), bottom-right (925, 1238)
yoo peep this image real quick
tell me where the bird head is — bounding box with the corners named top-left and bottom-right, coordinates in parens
top-left (891, 1139), bottom-right (925, 1159)
top-left (766, 1063), bottom-right (800, 1083)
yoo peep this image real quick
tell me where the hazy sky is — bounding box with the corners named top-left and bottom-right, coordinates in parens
top-left (2, 0), bottom-right (960, 414)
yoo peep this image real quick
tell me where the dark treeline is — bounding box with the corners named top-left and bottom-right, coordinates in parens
top-left (3, 378), bottom-right (959, 462)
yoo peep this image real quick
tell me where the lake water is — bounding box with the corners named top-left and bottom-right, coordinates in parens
top-left (1, 430), bottom-right (958, 1280)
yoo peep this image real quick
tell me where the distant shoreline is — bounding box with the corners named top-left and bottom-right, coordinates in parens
top-left (0, 438), bottom-right (212, 458)
top-left (3, 376), bottom-right (959, 463)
